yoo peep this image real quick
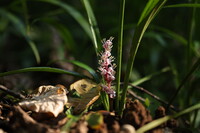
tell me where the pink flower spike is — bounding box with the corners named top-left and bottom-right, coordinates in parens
top-left (98, 37), bottom-right (116, 98)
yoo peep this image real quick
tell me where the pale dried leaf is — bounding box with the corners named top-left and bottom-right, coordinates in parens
top-left (19, 85), bottom-right (68, 117)
top-left (69, 79), bottom-right (101, 114)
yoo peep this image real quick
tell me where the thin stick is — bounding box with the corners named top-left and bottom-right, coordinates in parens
top-left (127, 89), bottom-right (145, 102)
top-left (0, 102), bottom-right (12, 108)
top-left (128, 83), bottom-right (177, 111)
top-left (0, 85), bottom-right (25, 100)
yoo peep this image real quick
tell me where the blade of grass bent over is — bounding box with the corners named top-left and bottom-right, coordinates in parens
top-left (81, 0), bottom-right (101, 54)
top-left (119, 0), bottom-right (167, 116)
top-left (0, 67), bottom-right (88, 79)
top-left (48, 59), bottom-right (99, 82)
top-left (115, 0), bottom-right (126, 113)
top-left (67, 60), bottom-right (99, 82)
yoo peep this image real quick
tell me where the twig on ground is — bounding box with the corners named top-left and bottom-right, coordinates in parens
top-left (128, 83), bottom-right (178, 111)
top-left (0, 85), bottom-right (26, 100)
top-left (0, 102), bottom-right (12, 109)
top-left (127, 89), bottom-right (146, 102)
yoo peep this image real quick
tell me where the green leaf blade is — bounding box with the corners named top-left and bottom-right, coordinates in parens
top-left (0, 67), bottom-right (88, 79)
top-left (82, 0), bottom-right (101, 54)
top-left (165, 4), bottom-right (200, 8)
top-left (119, 0), bottom-right (167, 116)
top-left (68, 60), bottom-right (99, 82)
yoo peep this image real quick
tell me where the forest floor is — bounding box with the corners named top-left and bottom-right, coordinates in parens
top-left (0, 89), bottom-right (178, 133)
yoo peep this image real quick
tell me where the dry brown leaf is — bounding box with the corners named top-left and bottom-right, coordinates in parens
top-left (19, 85), bottom-right (68, 117)
top-left (69, 79), bottom-right (101, 114)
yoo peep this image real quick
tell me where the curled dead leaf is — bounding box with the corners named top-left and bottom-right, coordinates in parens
top-left (19, 85), bottom-right (68, 117)
top-left (68, 79), bottom-right (101, 114)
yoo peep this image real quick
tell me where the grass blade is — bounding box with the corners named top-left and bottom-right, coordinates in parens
top-left (186, 0), bottom-right (198, 108)
top-left (48, 59), bottom-right (99, 82)
top-left (138, 0), bottom-right (160, 25)
top-left (165, 4), bottom-right (200, 8)
top-left (67, 60), bottom-right (99, 82)
top-left (136, 103), bottom-right (200, 133)
top-left (0, 67), bottom-right (88, 79)
top-left (100, 91), bottom-right (110, 111)
top-left (81, 0), bottom-right (101, 54)
top-left (167, 58), bottom-right (200, 109)
top-left (132, 67), bottom-right (170, 86)
top-left (119, 0), bottom-right (167, 116)
top-left (35, 0), bottom-right (95, 49)
top-left (152, 26), bottom-right (187, 45)
top-left (21, 0), bottom-right (30, 33)
top-left (0, 9), bottom-right (40, 63)
top-left (26, 38), bottom-right (41, 64)
top-left (115, 0), bottom-right (126, 112)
